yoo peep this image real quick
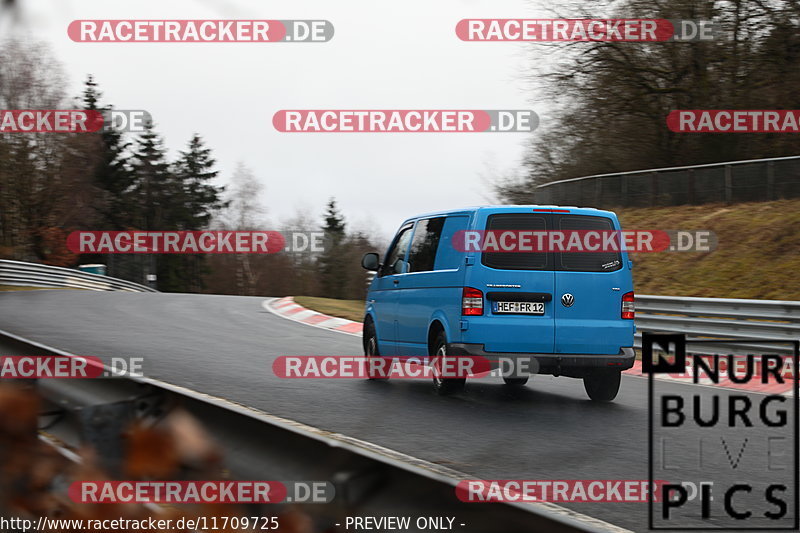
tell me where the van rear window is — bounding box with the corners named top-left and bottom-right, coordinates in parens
top-left (482, 214), bottom-right (551, 271)
top-left (556, 215), bottom-right (621, 272)
top-left (480, 213), bottom-right (622, 272)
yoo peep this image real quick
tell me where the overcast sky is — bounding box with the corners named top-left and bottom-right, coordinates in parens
top-left (5, 0), bottom-right (550, 240)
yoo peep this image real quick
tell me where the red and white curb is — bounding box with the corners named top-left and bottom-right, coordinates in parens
top-left (263, 297), bottom-right (363, 337)
top-left (264, 297), bottom-right (794, 397)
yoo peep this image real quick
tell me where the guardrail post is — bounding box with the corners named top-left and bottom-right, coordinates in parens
top-left (724, 164), bottom-right (733, 203)
top-left (687, 168), bottom-right (695, 204)
top-left (650, 171), bottom-right (658, 206)
top-left (767, 161), bottom-right (775, 201)
top-left (594, 177), bottom-right (602, 207)
top-left (620, 174), bottom-right (628, 205)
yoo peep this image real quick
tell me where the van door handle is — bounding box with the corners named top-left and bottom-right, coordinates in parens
top-left (393, 279), bottom-right (399, 285)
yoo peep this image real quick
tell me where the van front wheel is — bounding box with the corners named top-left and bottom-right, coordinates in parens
top-left (431, 331), bottom-right (466, 395)
top-left (364, 322), bottom-right (389, 381)
top-left (583, 371), bottom-right (621, 402)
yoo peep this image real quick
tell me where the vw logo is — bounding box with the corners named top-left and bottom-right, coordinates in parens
top-left (561, 293), bottom-right (575, 307)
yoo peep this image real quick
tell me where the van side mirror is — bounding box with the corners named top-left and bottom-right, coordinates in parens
top-left (361, 252), bottom-right (380, 271)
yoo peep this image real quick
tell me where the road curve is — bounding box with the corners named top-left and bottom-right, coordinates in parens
top-left (0, 290), bottom-right (794, 531)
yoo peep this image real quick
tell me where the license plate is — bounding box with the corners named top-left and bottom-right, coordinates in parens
top-left (493, 301), bottom-right (544, 315)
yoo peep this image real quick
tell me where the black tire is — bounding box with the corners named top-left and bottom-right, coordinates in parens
top-left (583, 371), bottom-right (621, 402)
top-left (363, 321), bottom-right (389, 381)
top-left (430, 331), bottom-right (466, 395)
top-left (503, 376), bottom-right (529, 386)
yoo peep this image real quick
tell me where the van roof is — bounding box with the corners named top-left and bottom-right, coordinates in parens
top-left (400, 205), bottom-right (619, 225)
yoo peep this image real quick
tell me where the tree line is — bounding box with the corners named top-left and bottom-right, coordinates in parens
top-left (0, 38), bottom-right (379, 300)
top-left (495, 0), bottom-right (800, 202)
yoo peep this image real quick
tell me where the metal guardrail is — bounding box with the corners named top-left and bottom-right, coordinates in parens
top-left (532, 155), bottom-right (800, 208)
top-left (2, 259), bottom-right (794, 354)
top-left (0, 330), bottom-right (603, 533)
top-left (635, 294), bottom-right (800, 355)
top-left (0, 259), bottom-right (156, 292)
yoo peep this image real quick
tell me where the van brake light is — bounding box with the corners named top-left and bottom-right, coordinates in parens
top-left (462, 287), bottom-right (483, 316)
top-left (621, 291), bottom-right (635, 319)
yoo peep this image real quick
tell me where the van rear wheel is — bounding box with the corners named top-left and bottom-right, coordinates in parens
top-left (431, 331), bottom-right (466, 395)
top-left (583, 371), bottom-right (621, 402)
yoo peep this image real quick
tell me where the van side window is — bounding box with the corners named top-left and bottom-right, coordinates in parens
top-left (380, 225), bottom-right (413, 276)
top-left (434, 215), bottom-right (469, 270)
top-left (407, 217), bottom-right (445, 273)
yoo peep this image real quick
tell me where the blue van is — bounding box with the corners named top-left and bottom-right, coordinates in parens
top-left (360, 206), bottom-right (635, 401)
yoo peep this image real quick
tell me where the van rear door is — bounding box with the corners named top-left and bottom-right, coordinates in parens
top-left (472, 213), bottom-right (556, 353)
top-left (552, 214), bottom-right (633, 355)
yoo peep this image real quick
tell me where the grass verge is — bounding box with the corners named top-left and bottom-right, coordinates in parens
top-left (618, 199), bottom-right (800, 300)
top-left (293, 296), bottom-right (365, 322)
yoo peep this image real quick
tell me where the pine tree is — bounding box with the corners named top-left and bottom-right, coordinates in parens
top-left (319, 198), bottom-right (347, 298)
top-left (81, 75), bottom-right (135, 231)
top-left (82, 74), bottom-right (100, 110)
top-left (173, 134), bottom-right (226, 230)
top-left (129, 121), bottom-right (174, 231)
top-left (172, 134), bottom-right (227, 291)
top-left (323, 199), bottom-right (346, 241)
top-left (128, 121), bottom-right (181, 291)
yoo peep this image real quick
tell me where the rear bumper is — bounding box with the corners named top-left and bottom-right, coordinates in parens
top-left (446, 344), bottom-right (635, 378)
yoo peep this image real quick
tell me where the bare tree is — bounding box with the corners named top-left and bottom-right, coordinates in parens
top-left (216, 162), bottom-right (266, 295)
top-left (0, 38), bottom-right (97, 263)
top-left (497, 0), bottom-right (800, 202)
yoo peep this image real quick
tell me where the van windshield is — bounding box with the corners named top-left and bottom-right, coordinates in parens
top-left (481, 213), bottom-right (623, 272)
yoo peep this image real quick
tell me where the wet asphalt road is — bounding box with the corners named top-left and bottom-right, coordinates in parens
top-left (0, 290), bottom-right (796, 532)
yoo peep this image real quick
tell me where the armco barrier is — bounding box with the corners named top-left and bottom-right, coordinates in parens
top-left (274, 294), bottom-right (800, 357)
top-left (4, 257), bottom-right (795, 355)
top-left (635, 294), bottom-right (800, 355)
top-left (0, 259), bottom-right (156, 292)
top-left (533, 155), bottom-right (800, 208)
top-left (0, 329), bottom-right (609, 533)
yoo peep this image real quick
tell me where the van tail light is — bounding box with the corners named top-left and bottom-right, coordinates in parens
top-left (621, 291), bottom-right (635, 319)
top-left (462, 287), bottom-right (483, 316)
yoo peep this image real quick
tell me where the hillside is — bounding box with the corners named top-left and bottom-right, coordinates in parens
top-left (617, 199), bottom-right (800, 300)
